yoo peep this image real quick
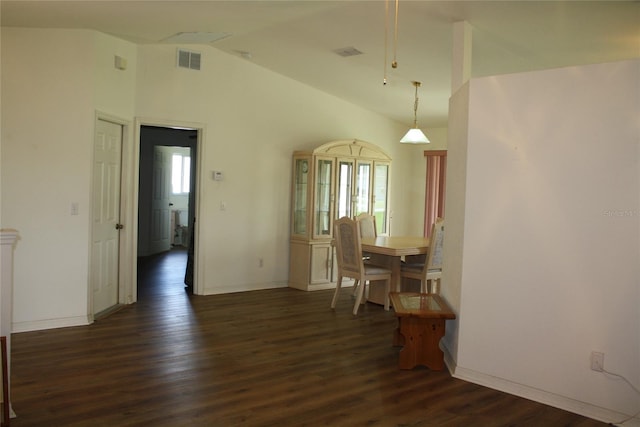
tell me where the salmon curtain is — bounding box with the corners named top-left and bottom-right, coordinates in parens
top-left (424, 151), bottom-right (447, 238)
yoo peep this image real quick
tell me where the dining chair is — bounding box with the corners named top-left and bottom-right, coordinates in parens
top-left (355, 212), bottom-right (377, 270)
top-left (331, 216), bottom-right (392, 314)
top-left (400, 218), bottom-right (444, 294)
top-left (356, 212), bottom-right (377, 238)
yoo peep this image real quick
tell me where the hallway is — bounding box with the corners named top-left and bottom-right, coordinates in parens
top-left (137, 247), bottom-right (189, 300)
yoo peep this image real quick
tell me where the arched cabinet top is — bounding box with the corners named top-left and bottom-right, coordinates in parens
top-left (300, 139), bottom-right (391, 161)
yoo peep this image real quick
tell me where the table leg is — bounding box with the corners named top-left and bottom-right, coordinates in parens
top-left (393, 318), bottom-right (404, 346)
top-left (389, 256), bottom-right (402, 292)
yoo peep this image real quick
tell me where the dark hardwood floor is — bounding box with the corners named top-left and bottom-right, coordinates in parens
top-left (9, 248), bottom-right (606, 426)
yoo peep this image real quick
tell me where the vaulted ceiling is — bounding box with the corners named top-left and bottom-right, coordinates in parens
top-left (2, 1), bottom-right (638, 128)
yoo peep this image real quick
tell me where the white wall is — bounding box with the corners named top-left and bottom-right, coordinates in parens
top-left (1, 28), bottom-right (137, 331)
top-left (440, 83), bottom-right (470, 363)
top-left (1, 29), bottom-right (420, 328)
top-left (94, 32), bottom-right (137, 117)
top-left (402, 127), bottom-right (448, 235)
top-left (443, 59), bottom-right (640, 421)
top-left (134, 44), bottom-right (418, 295)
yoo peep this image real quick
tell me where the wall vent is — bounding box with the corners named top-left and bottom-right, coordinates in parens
top-left (177, 49), bottom-right (201, 70)
top-left (333, 46), bottom-right (363, 57)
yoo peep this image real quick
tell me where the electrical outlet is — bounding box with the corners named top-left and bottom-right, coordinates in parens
top-left (590, 351), bottom-right (604, 372)
top-left (259, 258), bottom-right (264, 268)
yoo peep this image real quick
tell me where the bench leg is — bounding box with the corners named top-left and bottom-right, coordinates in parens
top-left (396, 317), bottom-right (447, 370)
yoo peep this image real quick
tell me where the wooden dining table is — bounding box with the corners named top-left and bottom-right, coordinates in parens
top-left (361, 236), bottom-right (430, 305)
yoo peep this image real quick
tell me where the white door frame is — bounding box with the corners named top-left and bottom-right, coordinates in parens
top-left (131, 117), bottom-right (205, 302)
top-left (89, 112), bottom-right (133, 322)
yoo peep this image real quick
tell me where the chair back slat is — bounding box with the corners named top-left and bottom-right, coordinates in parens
top-left (426, 218), bottom-right (445, 271)
top-left (334, 217), bottom-right (363, 276)
top-left (356, 213), bottom-right (377, 238)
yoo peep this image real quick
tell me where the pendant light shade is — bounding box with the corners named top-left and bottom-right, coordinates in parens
top-left (400, 128), bottom-right (430, 144)
top-left (400, 81), bottom-right (430, 144)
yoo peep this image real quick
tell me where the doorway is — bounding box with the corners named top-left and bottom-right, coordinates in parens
top-left (137, 125), bottom-right (198, 295)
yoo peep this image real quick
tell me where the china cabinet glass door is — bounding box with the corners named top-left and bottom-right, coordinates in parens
top-left (354, 161), bottom-right (371, 217)
top-left (336, 159), bottom-right (354, 219)
top-left (292, 157), bottom-right (309, 236)
top-left (373, 162), bottom-right (389, 235)
top-left (314, 158), bottom-right (333, 237)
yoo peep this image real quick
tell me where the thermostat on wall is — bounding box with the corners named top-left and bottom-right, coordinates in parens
top-left (212, 171), bottom-right (224, 181)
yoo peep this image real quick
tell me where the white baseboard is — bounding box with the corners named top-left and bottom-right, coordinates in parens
top-left (440, 343), bottom-right (632, 425)
top-left (13, 315), bottom-right (90, 333)
top-left (202, 281), bottom-right (288, 295)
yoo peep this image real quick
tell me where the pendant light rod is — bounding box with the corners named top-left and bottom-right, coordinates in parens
top-left (411, 81), bottom-right (421, 127)
top-left (383, 0), bottom-right (389, 85)
top-left (392, 0), bottom-right (399, 69)
top-left (383, 0), bottom-right (399, 84)
top-left (400, 80), bottom-right (430, 144)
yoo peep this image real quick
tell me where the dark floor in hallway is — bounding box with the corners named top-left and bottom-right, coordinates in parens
top-left (137, 247), bottom-right (189, 299)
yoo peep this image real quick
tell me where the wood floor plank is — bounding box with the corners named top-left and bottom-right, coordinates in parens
top-left (8, 249), bottom-right (607, 426)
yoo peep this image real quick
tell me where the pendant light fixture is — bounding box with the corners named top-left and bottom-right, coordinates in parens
top-left (400, 81), bottom-right (430, 144)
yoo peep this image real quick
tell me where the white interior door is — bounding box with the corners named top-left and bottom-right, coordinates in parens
top-left (149, 146), bottom-right (172, 254)
top-left (92, 119), bottom-right (123, 315)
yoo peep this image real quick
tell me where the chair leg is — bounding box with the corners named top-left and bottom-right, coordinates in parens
top-left (420, 279), bottom-right (427, 294)
top-left (331, 276), bottom-right (343, 309)
top-left (351, 280), bottom-right (361, 297)
top-left (384, 279), bottom-right (390, 311)
top-left (353, 280), bottom-right (365, 315)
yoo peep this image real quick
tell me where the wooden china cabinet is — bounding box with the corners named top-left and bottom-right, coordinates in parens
top-left (289, 139), bottom-right (391, 291)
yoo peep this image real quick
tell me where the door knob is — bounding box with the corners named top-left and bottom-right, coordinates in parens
top-left (115, 224), bottom-right (124, 230)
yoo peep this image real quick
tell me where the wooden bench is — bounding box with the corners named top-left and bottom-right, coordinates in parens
top-left (389, 292), bottom-right (456, 370)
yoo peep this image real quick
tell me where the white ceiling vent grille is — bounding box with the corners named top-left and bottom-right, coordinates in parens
top-left (333, 46), bottom-right (363, 57)
top-left (177, 49), bottom-right (201, 70)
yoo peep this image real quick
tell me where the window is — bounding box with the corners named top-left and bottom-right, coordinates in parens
top-left (172, 154), bottom-right (191, 194)
top-left (424, 151), bottom-right (447, 237)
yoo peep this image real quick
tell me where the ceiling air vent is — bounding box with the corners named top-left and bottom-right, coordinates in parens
top-left (177, 49), bottom-right (201, 70)
top-left (333, 46), bottom-right (363, 57)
